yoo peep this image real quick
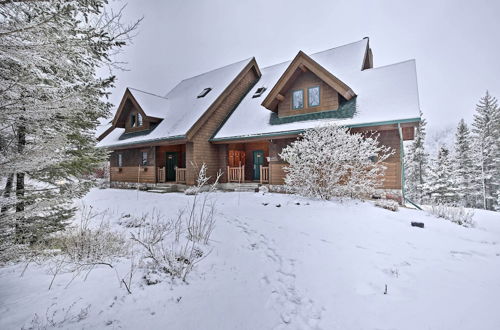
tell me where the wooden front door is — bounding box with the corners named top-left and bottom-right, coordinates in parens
top-left (253, 150), bottom-right (264, 180)
top-left (165, 152), bottom-right (178, 181)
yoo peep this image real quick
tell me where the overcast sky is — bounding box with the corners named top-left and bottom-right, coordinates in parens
top-left (105, 0), bottom-right (500, 135)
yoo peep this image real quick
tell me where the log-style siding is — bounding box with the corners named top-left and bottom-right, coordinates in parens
top-left (110, 166), bottom-right (155, 183)
top-left (186, 66), bottom-right (260, 184)
top-left (278, 71), bottom-right (339, 117)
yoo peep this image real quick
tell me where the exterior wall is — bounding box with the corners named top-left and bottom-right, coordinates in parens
top-left (156, 144), bottom-right (186, 169)
top-left (188, 68), bottom-right (260, 185)
top-left (268, 138), bottom-right (295, 185)
top-left (277, 71), bottom-right (339, 118)
top-left (109, 147), bottom-right (156, 183)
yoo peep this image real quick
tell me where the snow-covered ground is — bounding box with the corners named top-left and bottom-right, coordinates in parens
top-left (1, 188), bottom-right (499, 330)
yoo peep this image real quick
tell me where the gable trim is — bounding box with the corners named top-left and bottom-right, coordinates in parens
top-left (261, 51), bottom-right (356, 112)
top-left (111, 88), bottom-right (163, 128)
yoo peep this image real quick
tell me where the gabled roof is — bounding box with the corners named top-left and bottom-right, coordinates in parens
top-left (98, 57), bottom-right (258, 148)
top-left (212, 40), bottom-right (421, 141)
top-left (261, 50), bottom-right (356, 112)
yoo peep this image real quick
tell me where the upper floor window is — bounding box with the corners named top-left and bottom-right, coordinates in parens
top-left (118, 153), bottom-right (123, 167)
top-left (292, 89), bottom-right (304, 110)
top-left (308, 86), bottom-right (320, 107)
top-left (252, 87), bottom-right (267, 98)
top-left (137, 113), bottom-right (143, 126)
top-left (141, 151), bottom-right (148, 166)
top-left (130, 114), bottom-right (136, 127)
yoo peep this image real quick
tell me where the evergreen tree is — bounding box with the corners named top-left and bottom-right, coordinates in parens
top-left (0, 1), bottom-right (139, 251)
top-left (471, 91), bottom-right (500, 210)
top-left (453, 119), bottom-right (476, 207)
top-left (404, 113), bottom-right (429, 203)
top-left (426, 146), bottom-right (458, 204)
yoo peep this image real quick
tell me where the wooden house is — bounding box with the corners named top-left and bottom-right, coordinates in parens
top-left (97, 38), bottom-right (420, 194)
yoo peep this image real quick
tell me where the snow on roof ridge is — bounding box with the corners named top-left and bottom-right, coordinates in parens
top-left (128, 87), bottom-right (168, 100)
top-left (260, 38), bottom-right (367, 70)
top-left (367, 58), bottom-right (416, 71)
top-left (178, 57), bottom-right (254, 83)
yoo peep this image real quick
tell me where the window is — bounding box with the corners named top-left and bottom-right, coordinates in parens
top-left (130, 114), bottom-right (136, 127)
top-left (197, 88), bottom-right (212, 98)
top-left (141, 152), bottom-right (148, 166)
top-left (118, 153), bottom-right (123, 167)
top-left (292, 89), bottom-right (304, 110)
top-left (308, 86), bottom-right (320, 107)
top-left (252, 87), bottom-right (267, 98)
top-left (137, 113), bottom-right (143, 126)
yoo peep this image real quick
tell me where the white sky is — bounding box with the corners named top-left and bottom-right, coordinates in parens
top-left (104, 0), bottom-right (500, 135)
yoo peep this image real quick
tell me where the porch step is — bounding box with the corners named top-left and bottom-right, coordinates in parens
top-left (219, 183), bottom-right (260, 192)
top-left (147, 189), bottom-right (171, 194)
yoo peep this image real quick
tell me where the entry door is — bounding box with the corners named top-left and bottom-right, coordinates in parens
top-left (165, 152), bottom-right (178, 181)
top-left (253, 150), bottom-right (264, 180)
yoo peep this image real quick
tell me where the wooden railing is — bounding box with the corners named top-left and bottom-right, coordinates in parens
top-left (157, 167), bottom-right (165, 183)
top-left (227, 165), bottom-right (244, 183)
top-left (260, 166), bottom-right (269, 184)
top-left (176, 167), bottom-right (187, 184)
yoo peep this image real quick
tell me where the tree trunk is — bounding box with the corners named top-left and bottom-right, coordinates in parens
top-left (1, 173), bottom-right (14, 213)
top-left (16, 124), bottom-right (26, 213)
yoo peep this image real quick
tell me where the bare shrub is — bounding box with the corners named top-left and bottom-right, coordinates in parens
top-left (429, 204), bottom-right (475, 227)
top-left (34, 206), bottom-right (130, 290)
top-left (131, 164), bottom-right (219, 282)
top-left (22, 301), bottom-right (90, 330)
top-left (374, 199), bottom-right (399, 212)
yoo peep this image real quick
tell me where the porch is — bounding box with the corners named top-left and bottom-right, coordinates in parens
top-left (225, 141), bottom-right (270, 184)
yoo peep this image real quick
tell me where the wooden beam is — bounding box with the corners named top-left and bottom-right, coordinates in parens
top-left (299, 64), bottom-right (307, 72)
top-left (276, 93), bottom-right (285, 101)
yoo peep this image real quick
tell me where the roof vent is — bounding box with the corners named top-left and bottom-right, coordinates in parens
top-left (252, 87), bottom-right (267, 98)
top-left (197, 88), bottom-right (212, 98)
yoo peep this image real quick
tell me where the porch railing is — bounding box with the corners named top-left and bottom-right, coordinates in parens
top-left (157, 167), bottom-right (166, 183)
top-left (260, 166), bottom-right (269, 184)
top-left (176, 167), bottom-right (187, 184)
top-left (227, 165), bottom-right (244, 183)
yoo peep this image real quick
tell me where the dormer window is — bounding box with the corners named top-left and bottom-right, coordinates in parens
top-left (130, 114), bottom-right (136, 127)
top-left (197, 88), bottom-right (212, 98)
top-left (308, 86), bottom-right (320, 107)
top-left (252, 87), bottom-right (267, 98)
top-left (292, 89), bottom-right (304, 110)
top-left (137, 113), bottom-right (143, 126)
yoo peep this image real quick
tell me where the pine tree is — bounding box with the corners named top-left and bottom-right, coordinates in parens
top-left (426, 146), bottom-right (458, 204)
top-left (0, 1), bottom-right (139, 252)
top-left (404, 113), bottom-right (429, 203)
top-left (453, 119), bottom-right (476, 207)
top-left (471, 91), bottom-right (500, 210)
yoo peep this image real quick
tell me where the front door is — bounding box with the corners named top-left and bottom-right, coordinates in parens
top-left (165, 152), bottom-right (178, 181)
top-left (253, 150), bottom-right (264, 180)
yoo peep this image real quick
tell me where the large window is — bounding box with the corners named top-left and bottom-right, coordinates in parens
top-left (292, 89), bottom-right (304, 110)
top-left (141, 151), bottom-right (148, 166)
top-left (118, 153), bottom-right (123, 167)
top-left (308, 86), bottom-right (320, 107)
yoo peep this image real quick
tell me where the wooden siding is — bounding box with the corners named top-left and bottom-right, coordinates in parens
top-left (110, 166), bottom-right (155, 183)
top-left (110, 147), bottom-right (156, 167)
top-left (278, 71), bottom-right (339, 118)
top-left (156, 144), bottom-right (186, 168)
top-left (187, 66), bottom-right (260, 184)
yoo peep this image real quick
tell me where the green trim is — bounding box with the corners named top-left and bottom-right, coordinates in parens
top-left (270, 97), bottom-right (356, 125)
top-left (307, 85), bottom-right (321, 107)
top-left (211, 117), bottom-right (421, 142)
top-left (291, 89), bottom-right (304, 110)
top-left (119, 128), bottom-right (155, 140)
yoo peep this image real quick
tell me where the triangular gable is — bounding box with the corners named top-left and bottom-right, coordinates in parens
top-left (111, 88), bottom-right (164, 128)
top-left (261, 51), bottom-right (356, 112)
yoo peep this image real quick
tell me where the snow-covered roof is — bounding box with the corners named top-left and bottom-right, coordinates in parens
top-left (128, 88), bottom-right (169, 119)
top-left (213, 40), bottom-right (421, 140)
top-left (97, 58), bottom-right (254, 148)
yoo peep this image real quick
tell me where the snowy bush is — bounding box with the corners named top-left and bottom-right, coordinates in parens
top-left (429, 204), bottom-right (475, 227)
top-left (132, 164), bottom-right (219, 282)
top-left (280, 124), bottom-right (393, 200)
top-left (374, 199), bottom-right (399, 212)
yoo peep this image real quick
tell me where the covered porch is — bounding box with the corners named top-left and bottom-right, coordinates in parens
top-left (225, 141), bottom-right (270, 184)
